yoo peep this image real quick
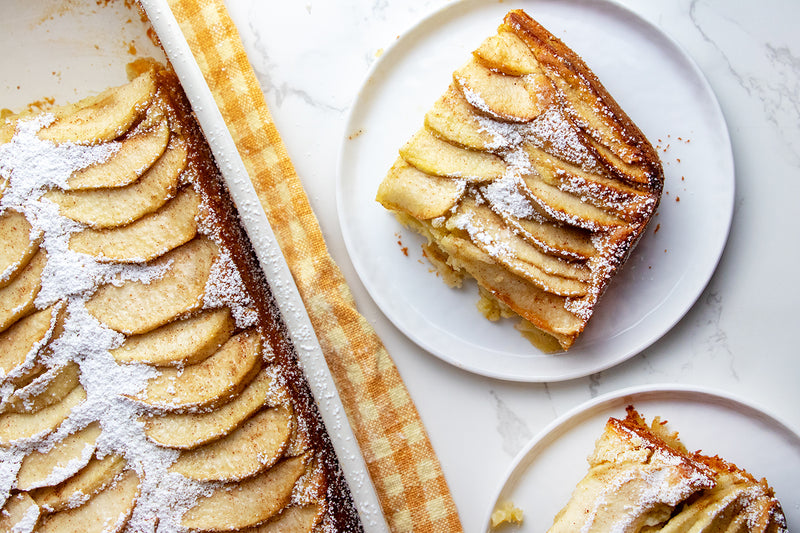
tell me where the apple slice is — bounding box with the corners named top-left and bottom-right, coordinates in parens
top-left (36, 469), bottom-right (140, 533)
top-left (44, 138), bottom-right (187, 229)
top-left (0, 209), bottom-right (39, 289)
top-left (424, 86), bottom-right (510, 151)
top-left (0, 384), bottom-right (85, 444)
top-left (0, 305), bottom-right (57, 383)
top-left (0, 250), bottom-right (46, 334)
top-left (136, 329), bottom-right (263, 411)
top-left (437, 234), bottom-right (583, 338)
top-left (37, 70), bottom-right (155, 145)
top-left (453, 58), bottom-right (541, 123)
top-left (375, 158), bottom-right (464, 220)
top-left (67, 117), bottom-right (170, 190)
top-left (0, 492), bottom-right (39, 531)
top-left (400, 128), bottom-right (507, 182)
top-left (16, 422), bottom-right (102, 491)
top-left (1, 361), bottom-right (80, 414)
top-left (450, 199), bottom-right (589, 297)
top-left (473, 30), bottom-right (541, 75)
top-left (242, 504), bottom-right (322, 533)
top-left (520, 174), bottom-right (625, 230)
top-left (31, 453), bottom-right (126, 513)
top-left (181, 455), bottom-right (306, 531)
top-left (170, 405), bottom-right (292, 482)
top-left (498, 210), bottom-right (596, 261)
top-left (144, 366), bottom-right (277, 449)
top-left (69, 186), bottom-right (200, 263)
top-left (111, 307), bottom-right (234, 367)
top-left (86, 237), bottom-right (217, 335)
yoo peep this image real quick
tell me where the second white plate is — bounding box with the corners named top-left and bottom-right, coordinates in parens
top-left (337, 0), bottom-right (734, 381)
top-left (484, 385), bottom-right (800, 532)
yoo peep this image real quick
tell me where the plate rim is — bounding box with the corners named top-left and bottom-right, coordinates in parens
top-left (482, 383), bottom-right (800, 531)
top-left (336, 0), bottom-right (735, 382)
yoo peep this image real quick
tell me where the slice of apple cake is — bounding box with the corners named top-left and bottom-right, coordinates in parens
top-left (548, 406), bottom-right (787, 532)
top-left (376, 10), bottom-right (664, 350)
top-left (0, 63), bottom-right (362, 532)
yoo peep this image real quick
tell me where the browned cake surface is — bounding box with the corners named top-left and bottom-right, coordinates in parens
top-left (0, 64), bottom-right (361, 532)
top-left (548, 406), bottom-right (787, 532)
top-left (376, 10), bottom-right (664, 350)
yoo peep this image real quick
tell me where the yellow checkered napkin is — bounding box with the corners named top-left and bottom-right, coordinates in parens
top-left (165, 1), bottom-right (463, 531)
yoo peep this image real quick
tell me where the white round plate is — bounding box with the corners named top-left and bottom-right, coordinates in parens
top-left (337, 0), bottom-right (734, 381)
top-left (484, 385), bottom-right (800, 532)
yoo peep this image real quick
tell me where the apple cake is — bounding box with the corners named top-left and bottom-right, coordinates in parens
top-left (548, 406), bottom-right (787, 532)
top-left (376, 10), bottom-right (664, 351)
top-left (0, 64), bottom-right (362, 532)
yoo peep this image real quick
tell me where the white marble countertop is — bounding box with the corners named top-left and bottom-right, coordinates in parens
top-left (224, 0), bottom-right (800, 529)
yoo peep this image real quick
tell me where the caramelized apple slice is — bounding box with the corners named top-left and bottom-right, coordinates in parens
top-left (453, 58), bottom-right (541, 122)
top-left (0, 305), bottom-right (57, 382)
top-left (424, 86), bottom-right (511, 151)
top-left (520, 174), bottom-right (625, 230)
top-left (0, 209), bottom-right (39, 288)
top-left (67, 117), bottom-right (170, 190)
top-left (37, 469), bottom-right (140, 533)
top-left (44, 138), bottom-right (187, 229)
top-left (144, 367), bottom-right (277, 449)
top-left (0, 492), bottom-right (40, 531)
top-left (1, 361), bottom-right (80, 414)
top-left (170, 406), bottom-right (292, 482)
top-left (437, 234), bottom-right (583, 339)
top-left (31, 453), bottom-right (126, 513)
top-left (86, 237), bottom-right (217, 335)
top-left (473, 30), bottom-right (540, 75)
top-left (242, 504), bottom-right (321, 533)
top-left (37, 70), bottom-right (155, 145)
top-left (136, 329), bottom-right (263, 411)
top-left (69, 186), bottom-right (200, 263)
top-left (0, 250), bottom-right (46, 334)
top-left (399, 128), bottom-right (507, 182)
top-left (181, 455), bottom-right (306, 531)
top-left (0, 385), bottom-right (85, 444)
top-left (449, 200), bottom-right (589, 297)
top-left (16, 422), bottom-right (102, 490)
top-left (376, 158), bottom-right (464, 220)
top-left (111, 307), bottom-right (234, 367)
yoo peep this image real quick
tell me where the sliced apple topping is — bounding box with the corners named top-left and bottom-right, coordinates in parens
top-left (69, 186), bottom-right (200, 263)
top-left (473, 30), bottom-right (541, 76)
top-left (181, 455), bottom-right (306, 531)
top-left (241, 504), bottom-right (322, 533)
top-left (0, 305), bottom-right (57, 382)
top-left (67, 117), bottom-right (170, 190)
top-left (37, 469), bottom-right (140, 533)
top-left (136, 329), bottom-right (263, 411)
top-left (86, 237), bottom-right (217, 335)
top-left (31, 453), bottom-right (126, 513)
top-left (111, 307), bottom-right (234, 367)
top-left (144, 367), bottom-right (277, 449)
top-left (499, 211), bottom-right (596, 261)
top-left (1, 361), bottom-right (80, 414)
top-left (0, 250), bottom-right (46, 334)
top-left (424, 86), bottom-right (512, 151)
top-left (37, 69), bottom-right (156, 145)
top-left (16, 422), bottom-right (102, 491)
top-left (170, 405), bottom-right (292, 482)
top-left (0, 492), bottom-right (40, 531)
top-left (0, 209), bottom-right (40, 289)
top-left (44, 138), bottom-right (187, 229)
top-left (0, 384), bottom-right (85, 444)
top-left (376, 158), bottom-right (464, 220)
top-left (454, 58), bottom-right (542, 123)
top-left (400, 128), bottom-right (507, 181)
